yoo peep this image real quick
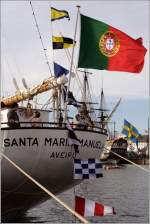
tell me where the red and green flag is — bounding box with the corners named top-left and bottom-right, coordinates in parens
top-left (78, 14), bottom-right (147, 74)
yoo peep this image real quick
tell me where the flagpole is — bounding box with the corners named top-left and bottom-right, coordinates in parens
top-left (147, 116), bottom-right (149, 159)
top-left (64, 5), bottom-right (80, 122)
top-left (59, 31), bottom-right (84, 96)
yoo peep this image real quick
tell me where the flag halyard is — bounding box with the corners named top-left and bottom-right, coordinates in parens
top-left (66, 122), bottom-right (80, 153)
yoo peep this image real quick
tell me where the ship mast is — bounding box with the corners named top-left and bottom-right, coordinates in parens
top-left (98, 88), bottom-right (109, 129)
top-left (82, 70), bottom-right (92, 103)
top-left (64, 6), bottom-right (80, 122)
top-left (83, 71), bottom-right (87, 102)
top-left (147, 117), bottom-right (149, 159)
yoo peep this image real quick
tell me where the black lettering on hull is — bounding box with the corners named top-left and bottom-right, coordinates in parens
top-left (49, 151), bottom-right (75, 159)
top-left (3, 137), bottom-right (39, 147)
top-left (3, 137), bottom-right (104, 150)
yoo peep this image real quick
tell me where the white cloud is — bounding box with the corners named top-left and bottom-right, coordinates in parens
top-left (1, 0), bottom-right (149, 100)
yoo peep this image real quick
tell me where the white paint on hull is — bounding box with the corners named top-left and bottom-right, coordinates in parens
top-left (1, 127), bottom-right (107, 221)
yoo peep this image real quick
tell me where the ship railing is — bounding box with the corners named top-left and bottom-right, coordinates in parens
top-left (1, 122), bottom-right (107, 134)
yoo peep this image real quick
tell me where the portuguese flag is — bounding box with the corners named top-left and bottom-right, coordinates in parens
top-left (78, 14), bottom-right (147, 73)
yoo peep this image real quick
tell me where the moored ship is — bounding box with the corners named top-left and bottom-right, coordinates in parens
top-left (1, 1), bottom-right (147, 222)
top-left (1, 76), bottom-right (107, 222)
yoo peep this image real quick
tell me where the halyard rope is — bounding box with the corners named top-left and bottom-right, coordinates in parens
top-left (29, 1), bottom-right (52, 76)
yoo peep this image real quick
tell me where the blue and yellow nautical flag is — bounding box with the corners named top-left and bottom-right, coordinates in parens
top-left (51, 7), bottom-right (70, 21)
top-left (122, 119), bottom-right (140, 144)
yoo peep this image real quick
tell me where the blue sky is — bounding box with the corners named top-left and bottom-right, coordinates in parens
top-left (107, 97), bottom-right (149, 134)
top-left (1, 1), bottom-right (149, 134)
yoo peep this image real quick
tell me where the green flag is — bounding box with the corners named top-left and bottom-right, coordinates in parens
top-left (78, 14), bottom-right (147, 73)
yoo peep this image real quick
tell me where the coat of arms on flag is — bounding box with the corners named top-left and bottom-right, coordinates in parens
top-left (75, 196), bottom-right (116, 217)
top-left (74, 158), bottom-right (103, 179)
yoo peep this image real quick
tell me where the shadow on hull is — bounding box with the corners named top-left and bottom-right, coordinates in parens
top-left (2, 179), bottom-right (81, 223)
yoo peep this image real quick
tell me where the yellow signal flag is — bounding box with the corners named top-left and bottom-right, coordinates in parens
top-left (51, 7), bottom-right (70, 21)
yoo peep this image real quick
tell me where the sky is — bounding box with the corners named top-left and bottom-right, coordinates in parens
top-left (1, 0), bottom-right (149, 134)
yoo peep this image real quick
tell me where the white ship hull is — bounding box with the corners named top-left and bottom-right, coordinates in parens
top-left (1, 127), bottom-right (107, 222)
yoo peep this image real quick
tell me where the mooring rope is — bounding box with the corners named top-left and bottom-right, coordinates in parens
top-left (107, 149), bottom-right (149, 173)
top-left (1, 153), bottom-right (88, 223)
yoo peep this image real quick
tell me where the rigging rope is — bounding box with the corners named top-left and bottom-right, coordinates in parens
top-left (41, 95), bottom-right (53, 109)
top-left (107, 149), bottom-right (149, 173)
top-left (48, 1), bottom-right (55, 67)
top-left (64, 47), bottom-right (84, 95)
top-left (1, 153), bottom-right (88, 223)
top-left (29, 1), bottom-right (52, 76)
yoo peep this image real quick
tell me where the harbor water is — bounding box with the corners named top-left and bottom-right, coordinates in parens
top-left (17, 165), bottom-right (149, 223)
